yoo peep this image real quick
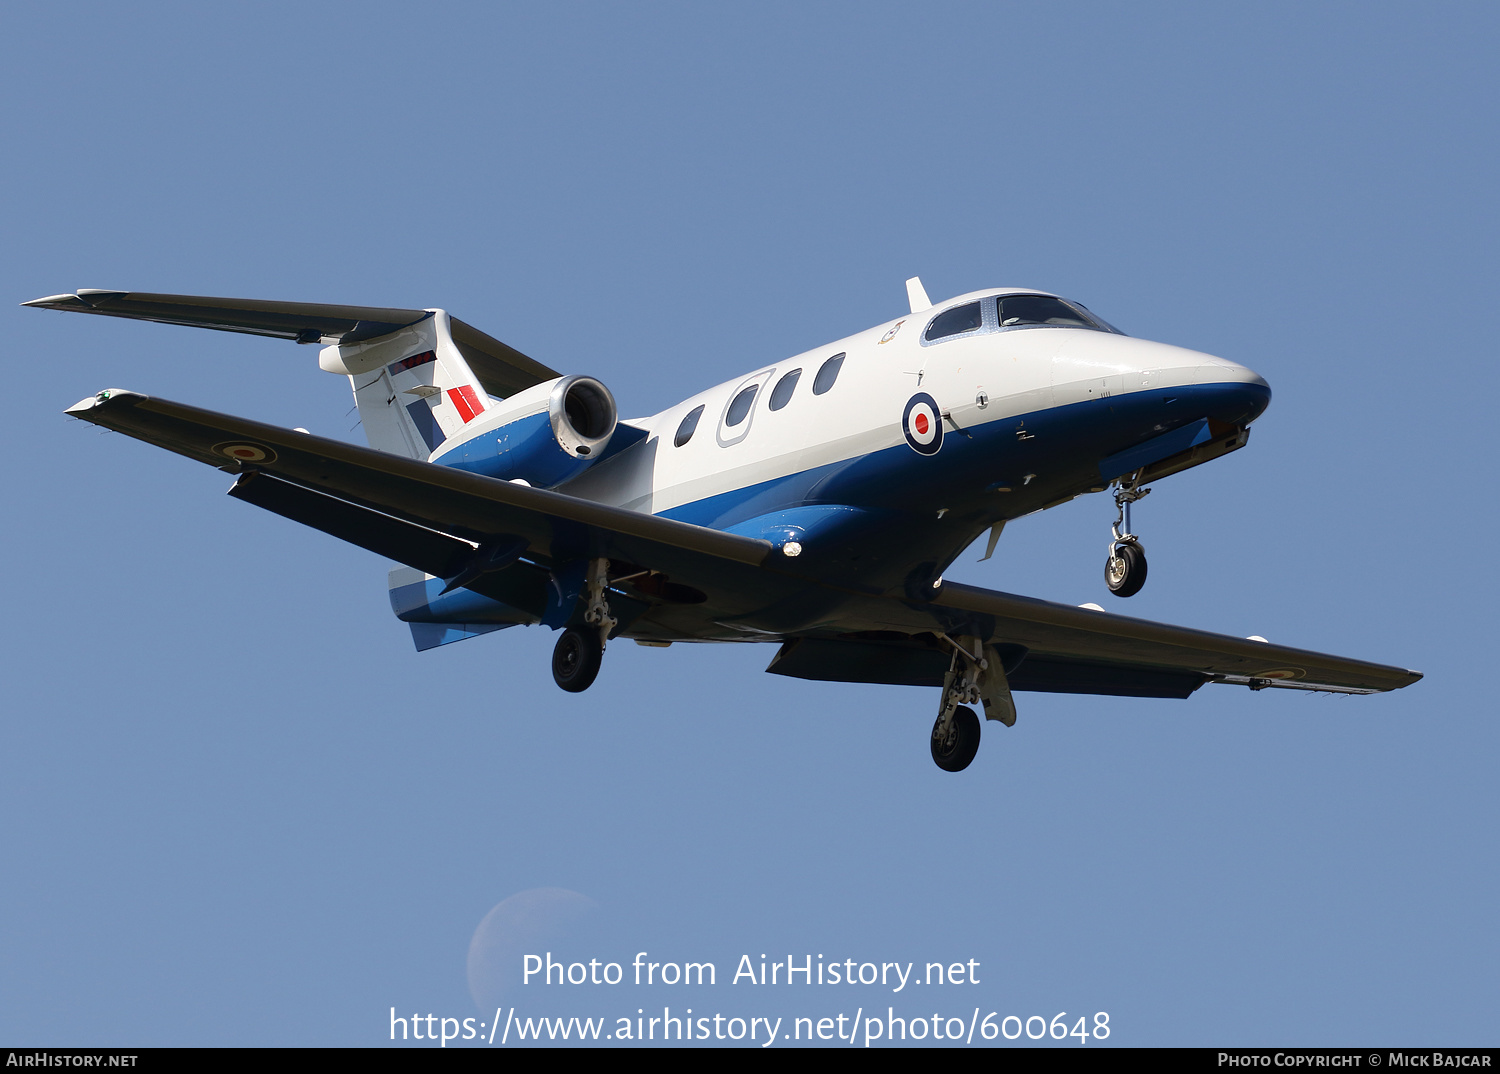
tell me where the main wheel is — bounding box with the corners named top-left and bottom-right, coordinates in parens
top-left (552, 627), bottom-right (603, 693)
top-left (1105, 541), bottom-right (1148, 597)
top-left (930, 705), bottom-right (981, 772)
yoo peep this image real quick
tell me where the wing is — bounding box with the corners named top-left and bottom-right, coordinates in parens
top-left (66, 390), bottom-right (1422, 696)
top-left (934, 583), bottom-right (1421, 694)
top-left (767, 581), bottom-right (1421, 696)
top-left (25, 289), bottom-right (558, 399)
top-left (66, 389), bottom-right (785, 624)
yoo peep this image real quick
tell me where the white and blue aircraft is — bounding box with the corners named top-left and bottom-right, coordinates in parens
top-left (30, 281), bottom-right (1421, 771)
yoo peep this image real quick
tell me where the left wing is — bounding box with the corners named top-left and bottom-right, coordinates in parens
top-left (767, 583), bottom-right (1422, 696)
top-left (932, 583), bottom-right (1421, 694)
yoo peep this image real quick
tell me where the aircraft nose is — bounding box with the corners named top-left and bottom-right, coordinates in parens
top-left (1197, 360), bottom-right (1271, 426)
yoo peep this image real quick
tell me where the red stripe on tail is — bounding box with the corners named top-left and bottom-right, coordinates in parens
top-left (447, 385), bottom-right (485, 423)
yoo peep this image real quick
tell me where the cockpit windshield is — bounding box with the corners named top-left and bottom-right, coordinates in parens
top-left (997, 294), bottom-right (1123, 334)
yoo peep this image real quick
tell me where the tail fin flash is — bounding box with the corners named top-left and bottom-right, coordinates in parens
top-left (320, 311), bottom-right (491, 459)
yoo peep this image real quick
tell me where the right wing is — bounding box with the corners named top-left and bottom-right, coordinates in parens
top-left (24, 289), bottom-right (558, 399)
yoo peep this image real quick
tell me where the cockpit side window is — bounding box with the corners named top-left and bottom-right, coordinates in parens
top-left (924, 302), bottom-right (983, 342)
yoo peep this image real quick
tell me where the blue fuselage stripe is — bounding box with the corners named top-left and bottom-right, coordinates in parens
top-left (658, 381), bottom-right (1267, 533)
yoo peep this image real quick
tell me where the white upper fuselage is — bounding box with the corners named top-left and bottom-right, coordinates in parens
top-left (556, 287), bottom-right (1267, 519)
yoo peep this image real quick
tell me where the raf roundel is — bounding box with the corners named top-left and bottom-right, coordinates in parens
top-left (212, 441), bottom-right (277, 464)
top-left (902, 393), bottom-right (943, 455)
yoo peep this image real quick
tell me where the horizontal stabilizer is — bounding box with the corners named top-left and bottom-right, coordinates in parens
top-left (25, 289), bottom-right (558, 399)
top-left (408, 621), bottom-right (513, 651)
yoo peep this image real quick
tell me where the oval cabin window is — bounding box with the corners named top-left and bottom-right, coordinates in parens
top-left (725, 385), bottom-right (759, 427)
top-left (674, 404), bottom-right (705, 447)
top-left (812, 353), bottom-right (845, 395)
top-left (769, 368), bottom-right (801, 411)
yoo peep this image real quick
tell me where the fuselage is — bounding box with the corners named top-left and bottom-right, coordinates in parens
top-left (527, 287), bottom-right (1268, 594)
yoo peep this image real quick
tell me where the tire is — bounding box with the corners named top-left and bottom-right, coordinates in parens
top-left (1105, 541), bottom-right (1148, 598)
top-left (931, 705), bottom-right (981, 772)
top-left (552, 627), bottom-right (603, 693)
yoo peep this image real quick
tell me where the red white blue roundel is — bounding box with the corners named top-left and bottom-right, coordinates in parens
top-left (902, 393), bottom-right (943, 455)
top-left (212, 441), bottom-right (277, 464)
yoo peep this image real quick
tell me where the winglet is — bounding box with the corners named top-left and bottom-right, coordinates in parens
top-left (906, 277), bottom-right (932, 314)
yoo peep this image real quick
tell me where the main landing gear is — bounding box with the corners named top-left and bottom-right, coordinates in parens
top-left (931, 706), bottom-right (981, 772)
top-left (929, 635), bottom-right (1017, 772)
top-left (551, 558), bottom-right (617, 693)
top-left (552, 627), bottom-right (602, 692)
top-left (1105, 482), bottom-right (1150, 598)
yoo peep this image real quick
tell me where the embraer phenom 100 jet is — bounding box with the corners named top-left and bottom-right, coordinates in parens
top-left (31, 279), bottom-right (1421, 772)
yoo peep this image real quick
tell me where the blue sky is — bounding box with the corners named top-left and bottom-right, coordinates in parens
top-left (2, 1), bottom-right (1495, 1047)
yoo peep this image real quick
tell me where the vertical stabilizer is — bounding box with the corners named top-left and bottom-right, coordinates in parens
top-left (319, 310), bottom-right (492, 459)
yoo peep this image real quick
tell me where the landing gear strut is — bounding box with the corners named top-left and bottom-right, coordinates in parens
top-left (551, 558), bottom-right (616, 693)
top-left (1105, 481), bottom-right (1150, 598)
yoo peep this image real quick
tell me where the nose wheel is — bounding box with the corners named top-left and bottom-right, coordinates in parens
top-left (1105, 540), bottom-right (1148, 596)
top-left (1105, 482), bottom-right (1151, 598)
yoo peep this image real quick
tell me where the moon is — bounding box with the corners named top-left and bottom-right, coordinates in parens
top-left (466, 887), bottom-right (599, 1011)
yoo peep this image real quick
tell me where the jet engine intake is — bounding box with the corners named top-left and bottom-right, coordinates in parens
top-left (549, 375), bottom-right (616, 459)
top-left (433, 374), bottom-right (618, 488)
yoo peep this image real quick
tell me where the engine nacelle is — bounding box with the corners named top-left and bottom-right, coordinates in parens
top-left (432, 374), bottom-right (617, 488)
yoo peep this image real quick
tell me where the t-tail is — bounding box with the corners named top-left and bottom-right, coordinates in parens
top-left (318, 311), bottom-right (492, 459)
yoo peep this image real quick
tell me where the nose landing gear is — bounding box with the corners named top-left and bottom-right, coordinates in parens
top-left (1105, 482), bottom-right (1150, 598)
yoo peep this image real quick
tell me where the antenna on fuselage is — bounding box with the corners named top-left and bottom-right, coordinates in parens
top-left (906, 277), bottom-right (932, 314)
